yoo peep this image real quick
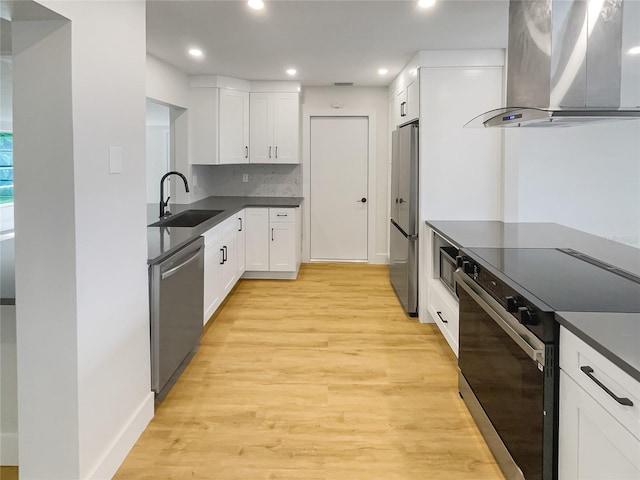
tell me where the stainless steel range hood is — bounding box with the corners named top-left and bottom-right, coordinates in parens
top-left (468, 0), bottom-right (640, 128)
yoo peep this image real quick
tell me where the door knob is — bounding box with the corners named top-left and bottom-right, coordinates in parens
top-left (359, 198), bottom-right (367, 203)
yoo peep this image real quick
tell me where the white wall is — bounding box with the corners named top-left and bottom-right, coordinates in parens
top-left (0, 56), bottom-right (11, 132)
top-left (146, 54), bottom-right (190, 109)
top-left (504, 121), bottom-right (640, 248)
top-left (13, 1), bottom-right (153, 478)
top-left (146, 54), bottom-right (192, 206)
top-left (301, 87), bottom-right (389, 264)
top-left (146, 126), bottom-right (170, 204)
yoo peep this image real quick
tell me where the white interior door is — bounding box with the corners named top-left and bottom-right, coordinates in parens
top-left (310, 116), bottom-right (368, 261)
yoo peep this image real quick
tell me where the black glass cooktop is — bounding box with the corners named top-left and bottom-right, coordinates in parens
top-left (466, 248), bottom-right (640, 313)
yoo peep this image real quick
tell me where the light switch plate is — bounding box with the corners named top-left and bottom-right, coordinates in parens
top-left (242, 174), bottom-right (249, 183)
top-left (109, 146), bottom-right (122, 174)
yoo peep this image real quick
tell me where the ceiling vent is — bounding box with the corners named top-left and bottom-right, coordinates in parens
top-left (334, 82), bottom-right (354, 87)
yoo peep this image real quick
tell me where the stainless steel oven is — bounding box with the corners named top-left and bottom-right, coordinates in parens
top-left (455, 263), bottom-right (558, 480)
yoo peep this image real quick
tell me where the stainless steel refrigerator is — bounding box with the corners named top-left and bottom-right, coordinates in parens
top-left (389, 122), bottom-right (418, 316)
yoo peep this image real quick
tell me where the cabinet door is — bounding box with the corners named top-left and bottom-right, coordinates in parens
top-left (219, 88), bottom-right (249, 164)
top-left (272, 93), bottom-right (299, 164)
top-left (406, 78), bottom-right (419, 122)
top-left (396, 89), bottom-right (407, 126)
top-left (559, 371), bottom-right (640, 480)
top-left (190, 88), bottom-right (219, 165)
top-left (269, 222), bottom-right (296, 271)
top-left (249, 93), bottom-right (272, 163)
top-left (236, 209), bottom-right (246, 276)
top-left (245, 208), bottom-right (269, 271)
top-left (218, 230), bottom-right (237, 296)
top-left (203, 238), bottom-right (223, 324)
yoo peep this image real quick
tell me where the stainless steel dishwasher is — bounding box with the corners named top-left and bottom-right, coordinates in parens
top-left (149, 236), bottom-right (204, 402)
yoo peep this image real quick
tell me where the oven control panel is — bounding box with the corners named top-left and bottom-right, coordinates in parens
top-left (457, 255), bottom-right (551, 341)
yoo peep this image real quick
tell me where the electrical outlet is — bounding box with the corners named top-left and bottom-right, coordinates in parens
top-left (242, 174), bottom-right (249, 183)
top-left (192, 175), bottom-right (198, 187)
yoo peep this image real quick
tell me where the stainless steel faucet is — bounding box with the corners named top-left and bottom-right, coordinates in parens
top-left (159, 171), bottom-right (189, 218)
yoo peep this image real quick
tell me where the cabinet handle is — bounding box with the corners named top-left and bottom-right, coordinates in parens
top-left (400, 101), bottom-right (407, 117)
top-left (238, 217), bottom-right (243, 232)
top-left (245, 146), bottom-right (248, 158)
top-left (275, 146), bottom-right (278, 158)
top-left (271, 228), bottom-right (274, 241)
top-left (276, 213), bottom-right (288, 217)
top-left (269, 146), bottom-right (272, 159)
top-left (436, 311), bottom-right (448, 324)
top-left (580, 366), bottom-right (634, 406)
top-left (220, 248), bottom-right (225, 265)
top-left (223, 245), bottom-right (228, 262)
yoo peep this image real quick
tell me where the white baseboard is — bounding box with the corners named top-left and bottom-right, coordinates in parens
top-left (370, 252), bottom-right (389, 265)
top-left (1, 432), bottom-right (18, 466)
top-left (86, 392), bottom-right (154, 480)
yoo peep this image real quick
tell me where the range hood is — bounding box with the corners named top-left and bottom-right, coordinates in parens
top-left (468, 0), bottom-right (640, 128)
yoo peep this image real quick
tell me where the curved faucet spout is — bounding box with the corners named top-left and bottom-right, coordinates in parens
top-left (159, 171), bottom-right (190, 218)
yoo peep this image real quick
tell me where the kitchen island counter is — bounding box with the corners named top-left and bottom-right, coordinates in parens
top-left (426, 220), bottom-right (640, 382)
top-left (148, 196), bottom-right (303, 264)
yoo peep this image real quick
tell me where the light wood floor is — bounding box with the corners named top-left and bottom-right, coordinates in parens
top-left (115, 263), bottom-right (504, 480)
top-left (0, 467), bottom-right (18, 480)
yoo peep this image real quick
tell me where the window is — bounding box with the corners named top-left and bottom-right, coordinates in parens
top-left (0, 132), bottom-right (13, 204)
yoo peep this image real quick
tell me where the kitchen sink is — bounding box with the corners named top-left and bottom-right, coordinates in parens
top-left (148, 209), bottom-right (224, 228)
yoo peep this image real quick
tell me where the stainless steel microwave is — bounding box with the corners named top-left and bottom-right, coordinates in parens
top-left (439, 246), bottom-right (459, 295)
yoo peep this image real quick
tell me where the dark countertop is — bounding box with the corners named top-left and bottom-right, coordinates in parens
top-left (426, 220), bottom-right (640, 382)
top-left (427, 220), bottom-right (640, 277)
top-left (0, 196), bottom-right (302, 305)
top-left (556, 312), bottom-right (640, 382)
top-left (148, 196), bottom-right (303, 264)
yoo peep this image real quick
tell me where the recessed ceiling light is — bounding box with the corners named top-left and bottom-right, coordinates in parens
top-left (418, 0), bottom-right (436, 8)
top-left (188, 48), bottom-right (203, 58)
top-left (629, 45), bottom-right (640, 55)
top-left (286, 68), bottom-right (297, 76)
top-left (248, 0), bottom-right (264, 10)
top-left (378, 68), bottom-right (389, 75)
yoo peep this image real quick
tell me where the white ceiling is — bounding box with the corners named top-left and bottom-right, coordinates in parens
top-left (146, 0), bottom-right (509, 87)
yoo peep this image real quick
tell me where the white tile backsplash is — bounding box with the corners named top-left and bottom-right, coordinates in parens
top-left (193, 163), bottom-right (301, 198)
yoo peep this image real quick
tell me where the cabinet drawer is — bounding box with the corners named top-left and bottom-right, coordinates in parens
top-left (269, 208), bottom-right (295, 223)
top-left (560, 370), bottom-right (640, 480)
top-left (560, 326), bottom-right (640, 440)
top-left (428, 278), bottom-right (459, 356)
top-left (202, 215), bottom-right (236, 244)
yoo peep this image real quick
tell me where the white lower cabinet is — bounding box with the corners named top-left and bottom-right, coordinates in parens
top-left (559, 327), bottom-right (640, 479)
top-left (236, 209), bottom-right (246, 276)
top-left (202, 216), bottom-right (239, 325)
top-left (427, 278), bottom-right (459, 356)
top-left (245, 208), bottom-right (270, 271)
top-left (244, 207), bottom-right (301, 278)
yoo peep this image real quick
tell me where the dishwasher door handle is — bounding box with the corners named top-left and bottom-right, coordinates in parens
top-left (161, 251), bottom-right (201, 280)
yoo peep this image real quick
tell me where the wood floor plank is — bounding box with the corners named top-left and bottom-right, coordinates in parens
top-left (115, 263), bottom-right (503, 479)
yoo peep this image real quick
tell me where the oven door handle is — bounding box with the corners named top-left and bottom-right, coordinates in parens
top-left (455, 270), bottom-right (545, 365)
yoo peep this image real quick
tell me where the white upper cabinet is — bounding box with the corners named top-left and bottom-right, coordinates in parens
top-left (272, 93), bottom-right (299, 164)
top-left (190, 87), bottom-right (219, 165)
top-left (249, 92), bottom-right (299, 164)
top-left (391, 66), bottom-right (419, 127)
top-left (249, 93), bottom-right (272, 163)
top-left (219, 88), bottom-right (249, 164)
top-left (189, 87), bottom-right (249, 165)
